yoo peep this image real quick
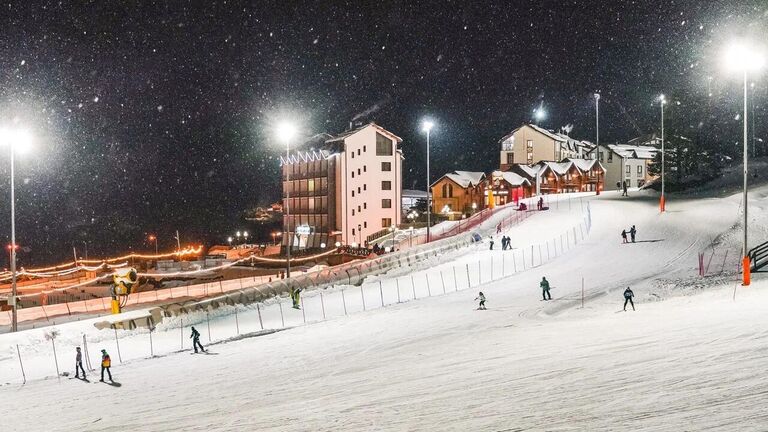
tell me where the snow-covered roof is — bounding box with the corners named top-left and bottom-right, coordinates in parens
top-left (434, 171), bottom-right (486, 188)
top-left (607, 144), bottom-right (658, 160)
top-left (402, 189), bottom-right (428, 198)
top-left (537, 161), bottom-right (574, 175)
top-left (528, 124), bottom-right (567, 142)
top-left (564, 158), bottom-right (606, 173)
top-left (512, 164), bottom-right (540, 179)
top-left (325, 122), bottom-right (403, 144)
top-left (492, 170), bottom-right (531, 187)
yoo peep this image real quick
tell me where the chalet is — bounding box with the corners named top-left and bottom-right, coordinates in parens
top-left (485, 170), bottom-right (533, 207)
top-left (430, 171), bottom-right (486, 219)
top-left (586, 144), bottom-right (657, 189)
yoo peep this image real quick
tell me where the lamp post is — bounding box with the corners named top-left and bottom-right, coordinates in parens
top-left (472, 202), bottom-right (477, 214)
top-left (243, 231), bottom-right (249, 245)
top-left (593, 93), bottom-right (601, 195)
top-left (658, 94), bottom-right (667, 212)
top-left (271, 232), bottom-right (276, 246)
top-left (236, 231), bottom-right (241, 245)
top-left (277, 121), bottom-right (296, 278)
top-left (422, 120), bottom-right (434, 242)
top-left (148, 234), bottom-right (158, 254)
top-left (724, 41), bottom-right (765, 286)
top-left (0, 128), bottom-right (31, 333)
top-left (227, 236), bottom-right (233, 247)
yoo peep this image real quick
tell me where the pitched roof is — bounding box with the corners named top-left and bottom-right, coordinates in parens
top-left (492, 170), bottom-right (531, 187)
top-left (607, 144), bottom-right (658, 160)
top-left (325, 122), bottom-right (403, 144)
top-left (528, 124), bottom-right (567, 142)
top-left (432, 171), bottom-right (486, 188)
top-left (563, 158), bottom-right (606, 173)
top-left (402, 189), bottom-right (428, 198)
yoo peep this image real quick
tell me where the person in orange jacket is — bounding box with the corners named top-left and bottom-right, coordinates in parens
top-left (100, 349), bottom-right (113, 382)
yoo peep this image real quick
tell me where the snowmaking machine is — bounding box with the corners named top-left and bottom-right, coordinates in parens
top-left (110, 267), bottom-right (138, 314)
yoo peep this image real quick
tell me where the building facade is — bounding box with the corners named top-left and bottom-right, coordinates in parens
top-left (281, 123), bottom-right (403, 250)
top-left (430, 171), bottom-right (486, 220)
top-left (587, 144), bottom-right (657, 189)
top-left (499, 124), bottom-right (583, 170)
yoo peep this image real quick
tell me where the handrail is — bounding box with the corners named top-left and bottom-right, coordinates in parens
top-left (748, 240), bottom-right (768, 272)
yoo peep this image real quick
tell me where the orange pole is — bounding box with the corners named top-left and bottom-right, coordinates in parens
top-left (743, 256), bottom-right (751, 286)
top-left (660, 195), bottom-right (666, 212)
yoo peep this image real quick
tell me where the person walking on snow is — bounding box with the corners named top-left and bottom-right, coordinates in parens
top-left (75, 347), bottom-right (86, 379)
top-left (630, 225), bottom-right (637, 243)
top-left (540, 277), bottom-right (552, 301)
top-left (622, 181), bottom-right (629, 196)
top-left (623, 287), bottom-right (635, 311)
top-left (190, 326), bottom-right (206, 353)
top-left (475, 292), bottom-right (487, 310)
top-left (100, 349), bottom-right (113, 382)
top-left (489, 236), bottom-right (495, 250)
top-left (621, 229), bottom-right (628, 243)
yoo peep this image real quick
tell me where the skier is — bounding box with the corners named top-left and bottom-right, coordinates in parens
top-left (100, 349), bottom-right (113, 382)
top-left (622, 181), bottom-right (628, 197)
top-left (75, 347), bottom-right (86, 379)
top-left (621, 229), bottom-right (628, 243)
top-left (540, 277), bottom-right (552, 301)
top-left (291, 287), bottom-right (303, 309)
top-left (475, 292), bottom-right (487, 310)
top-left (489, 236), bottom-right (495, 250)
top-left (623, 287), bottom-right (635, 311)
top-left (630, 225), bottom-right (637, 243)
top-left (190, 326), bottom-right (205, 353)
top-left (501, 236), bottom-right (508, 250)
top-left (538, 196), bottom-right (544, 210)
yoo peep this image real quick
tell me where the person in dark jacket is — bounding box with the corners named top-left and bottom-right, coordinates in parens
top-left (621, 229), bottom-right (628, 243)
top-left (475, 292), bottom-right (487, 310)
top-left (489, 236), bottom-right (495, 250)
top-left (75, 347), bottom-right (86, 379)
top-left (100, 349), bottom-right (113, 382)
top-left (540, 277), bottom-right (552, 301)
top-left (190, 326), bottom-right (206, 353)
top-left (630, 225), bottom-right (637, 243)
top-left (622, 181), bottom-right (629, 196)
top-left (623, 287), bottom-right (635, 311)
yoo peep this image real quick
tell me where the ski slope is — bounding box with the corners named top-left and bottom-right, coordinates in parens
top-left (2, 188), bottom-right (768, 431)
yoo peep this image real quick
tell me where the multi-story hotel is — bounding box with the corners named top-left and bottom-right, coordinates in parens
top-left (280, 123), bottom-right (403, 251)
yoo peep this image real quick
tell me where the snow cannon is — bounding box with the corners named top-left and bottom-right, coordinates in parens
top-left (110, 267), bottom-right (138, 314)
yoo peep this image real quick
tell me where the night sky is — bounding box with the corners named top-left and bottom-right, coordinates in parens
top-left (0, 1), bottom-right (765, 265)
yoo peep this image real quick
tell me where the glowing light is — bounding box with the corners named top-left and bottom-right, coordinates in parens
top-left (276, 122), bottom-right (296, 142)
top-left (0, 128), bottom-right (33, 154)
top-left (658, 94), bottom-right (666, 104)
top-left (533, 108), bottom-right (546, 121)
top-left (335, 242), bottom-right (341, 247)
top-left (723, 41), bottom-right (765, 72)
top-left (421, 120), bottom-right (434, 133)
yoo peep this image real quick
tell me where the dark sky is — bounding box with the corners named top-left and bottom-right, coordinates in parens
top-left (0, 0), bottom-right (765, 265)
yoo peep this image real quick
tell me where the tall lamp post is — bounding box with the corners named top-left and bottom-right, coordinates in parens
top-left (148, 234), bottom-right (158, 254)
top-left (658, 94), bottom-right (667, 212)
top-left (724, 42), bottom-right (764, 286)
top-left (0, 128), bottom-right (31, 333)
top-left (277, 122), bottom-right (296, 278)
top-left (421, 120), bottom-right (434, 242)
top-left (593, 93), bottom-right (601, 195)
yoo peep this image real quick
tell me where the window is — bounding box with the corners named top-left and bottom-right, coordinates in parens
top-left (307, 179), bottom-right (315, 192)
top-left (363, 145), bottom-right (366, 152)
top-left (599, 152), bottom-right (604, 162)
top-left (358, 205), bottom-right (361, 212)
top-left (382, 218), bottom-right (392, 228)
top-left (363, 202), bottom-right (367, 209)
top-left (352, 228), bottom-right (356, 236)
top-left (364, 221), bottom-right (367, 228)
top-left (357, 187), bottom-right (361, 193)
top-left (352, 171), bottom-right (355, 178)
top-left (626, 165), bottom-right (631, 175)
top-left (637, 165), bottom-right (643, 176)
top-left (382, 162), bottom-right (392, 171)
top-left (526, 140), bottom-right (533, 149)
top-left (376, 133), bottom-right (393, 155)
top-left (351, 152), bottom-right (354, 159)
top-left (357, 149), bottom-right (360, 156)
top-left (363, 165), bottom-right (367, 172)
top-left (527, 152), bottom-right (533, 164)
top-left (352, 191), bottom-right (355, 197)
top-left (382, 199), bottom-right (392, 208)
top-left (382, 181), bottom-right (392, 190)
top-left (363, 184), bottom-right (367, 191)
top-left (507, 153), bottom-right (514, 165)
top-left (352, 209), bottom-right (355, 216)
top-left (442, 183), bottom-right (453, 198)
top-left (357, 168), bottom-right (361, 175)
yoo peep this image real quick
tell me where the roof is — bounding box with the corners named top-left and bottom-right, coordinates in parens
top-left (492, 170), bottom-right (531, 187)
top-left (325, 122), bottom-right (403, 144)
top-left (607, 144), bottom-right (658, 160)
top-left (540, 161), bottom-right (574, 175)
top-left (280, 149), bottom-right (334, 166)
top-left (512, 164), bottom-right (540, 179)
top-left (527, 124), bottom-right (567, 142)
top-left (563, 158), bottom-right (606, 173)
top-left (433, 171), bottom-right (486, 188)
top-left (402, 189), bottom-right (428, 198)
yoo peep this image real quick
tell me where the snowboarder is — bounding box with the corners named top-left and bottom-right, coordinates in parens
top-left (630, 225), bottom-right (636, 243)
top-left (291, 287), bottom-right (303, 309)
top-left (538, 196), bottom-right (544, 210)
top-left (623, 287), bottom-right (635, 311)
top-left (621, 229), bottom-right (628, 243)
top-left (622, 181), bottom-right (628, 197)
top-left (75, 347), bottom-right (86, 379)
top-left (489, 236), bottom-right (494, 250)
top-left (190, 326), bottom-right (205, 353)
top-left (540, 277), bottom-right (551, 300)
top-left (501, 236), bottom-right (508, 250)
top-left (475, 292), bottom-right (486, 310)
top-left (100, 349), bottom-right (113, 382)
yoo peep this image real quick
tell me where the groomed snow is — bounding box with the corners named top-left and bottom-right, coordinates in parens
top-left (2, 188), bottom-right (768, 431)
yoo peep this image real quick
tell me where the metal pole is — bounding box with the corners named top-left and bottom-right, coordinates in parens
top-left (743, 70), bottom-right (750, 286)
top-left (10, 143), bottom-right (17, 332)
top-left (16, 344), bottom-right (26, 384)
top-left (286, 140), bottom-right (292, 278)
top-left (661, 98), bottom-right (666, 212)
top-left (594, 93), bottom-right (601, 196)
top-left (426, 129), bottom-right (431, 243)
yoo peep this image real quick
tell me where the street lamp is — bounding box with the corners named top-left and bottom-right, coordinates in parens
top-left (277, 121), bottom-right (296, 278)
top-left (533, 107), bottom-right (546, 124)
top-left (658, 94), bottom-right (667, 212)
top-left (422, 120), bottom-right (434, 242)
top-left (243, 231), bottom-right (249, 245)
top-left (593, 93), bottom-right (601, 195)
top-left (471, 202), bottom-right (477, 214)
top-left (148, 234), bottom-right (158, 254)
top-left (227, 236), bottom-right (233, 246)
top-left (723, 41), bottom-right (765, 286)
top-left (0, 127), bottom-right (32, 332)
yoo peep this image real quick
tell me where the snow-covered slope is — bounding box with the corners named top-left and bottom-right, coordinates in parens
top-left (2, 188), bottom-right (768, 431)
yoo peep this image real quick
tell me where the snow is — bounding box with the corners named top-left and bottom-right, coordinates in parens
top-left (2, 188), bottom-right (768, 431)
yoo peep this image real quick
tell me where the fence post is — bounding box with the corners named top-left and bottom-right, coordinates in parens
top-left (206, 312), bottom-right (212, 342)
top-left (453, 266), bottom-right (459, 291)
top-left (339, 289), bottom-right (347, 315)
top-left (546, 242), bottom-right (551, 261)
top-left (257, 303), bottom-right (264, 330)
top-left (219, 280), bottom-right (224, 294)
top-left (513, 251), bottom-right (517, 273)
top-left (426, 275), bottom-right (432, 296)
top-left (379, 281), bottom-right (385, 306)
top-left (561, 235), bottom-right (564, 253)
top-left (301, 297), bottom-right (306, 323)
top-left (411, 275), bottom-right (417, 299)
top-left (234, 305), bottom-right (240, 335)
top-left (278, 301), bottom-right (285, 327)
top-left (149, 327), bottom-right (154, 357)
top-left (113, 327), bottom-right (123, 364)
top-left (581, 276), bottom-right (585, 309)
top-left (320, 292), bottom-right (326, 319)
top-left (538, 244), bottom-right (543, 266)
top-left (478, 260), bottom-right (482, 285)
top-left (50, 337), bottom-right (60, 380)
top-left (490, 257), bottom-right (494, 281)
top-left (360, 285), bottom-right (366, 311)
top-left (440, 271), bottom-right (446, 294)
top-left (396, 278), bottom-right (401, 303)
top-left (180, 318), bottom-right (184, 350)
top-left (466, 263), bottom-right (471, 288)
top-left (16, 344), bottom-right (26, 384)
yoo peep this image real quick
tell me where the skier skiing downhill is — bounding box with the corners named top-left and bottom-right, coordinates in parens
top-left (75, 347), bottom-right (86, 379)
top-left (291, 287), bottom-right (303, 309)
top-left (100, 349), bottom-right (113, 382)
top-left (475, 292), bottom-right (487, 310)
top-left (540, 277), bottom-right (552, 300)
top-left (190, 326), bottom-right (206, 353)
top-left (623, 287), bottom-right (635, 311)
